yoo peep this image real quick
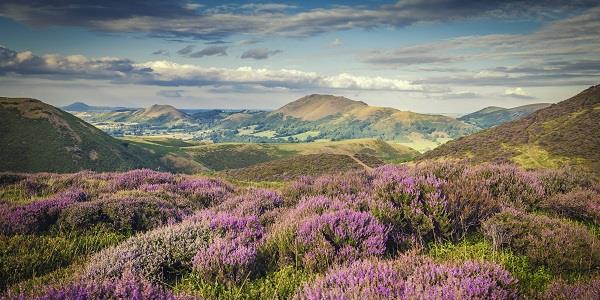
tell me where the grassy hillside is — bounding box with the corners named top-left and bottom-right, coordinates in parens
top-left (0, 97), bottom-right (170, 173)
top-left (459, 103), bottom-right (551, 128)
top-left (217, 94), bottom-right (477, 144)
top-left (191, 139), bottom-right (418, 171)
top-left (222, 153), bottom-right (365, 181)
top-left (421, 85), bottom-right (600, 175)
top-left (126, 137), bottom-right (418, 171)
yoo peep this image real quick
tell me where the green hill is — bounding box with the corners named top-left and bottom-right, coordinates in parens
top-left (217, 94), bottom-right (477, 144)
top-left (222, 153), bottom-right (365, 181)
top-left (420, 85), bottom-right (600, 175)
top-left (0, 97), bottom-right (170, 173)
top-left (127, 137), bottom-right (419, 171)
top-left (84, 104), bottom-right (194, 127)
top-left (459, 103), bottom-right (551, 128)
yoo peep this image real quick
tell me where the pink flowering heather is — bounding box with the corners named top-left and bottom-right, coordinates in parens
top-left (192, 213), bottom-right (264, 284)
top-left (285, 171), bottom-right (372, 202)
top-left (544, 277), bottom-right (600, 300)
top-left (83, 210), bottom-right (216, 283)
top-left (0, 188), bottom-right (88, 234)
top-left (170, 178), bottom-right (234, 207)
top-left (10, 268), bottom-right (194, 300)
top-left (371, 165), bottom-right (450, 247)
top-left (110, 169), bottom-right (175, 190)
top-left (483, 208), bottom-right (600, 273)
top-left (541, 188), bottom-right (600, 223)
top-left (215, 189), bottom-right (283, 224)
top-left (295, 255), bottom-right (518, 300)
top-left (463, 164), bottom-right (545, 209)
top-left (57, 196), bottom-right (192, 232)
top-left (296, 209), bottom-right (387, 271)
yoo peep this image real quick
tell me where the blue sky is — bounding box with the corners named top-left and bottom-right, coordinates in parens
top-left (0, 1), bottom-right (598, 113)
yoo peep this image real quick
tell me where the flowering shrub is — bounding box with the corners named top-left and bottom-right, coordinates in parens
top-left (296, 209), bottom-right (387, 271)
top-left (537, 168), bottom-right (598, 196)
top-left (295, 255), bottom-right (518, 299)
top-left (83, 211), bottom-right (214, 283)
top-left (463, 164), bottom-right (545, 209)
top-left (371, 165), bottom-right (450, 248)
top-left (110, 169), bottom-right (175, 190)
top-left (285, 171), bottom-right (371, 202)
top-left (482, 209), bottom-right (600, 273)
top-left (11, 268), bottom-right (189, 300)
top-left (544, 277), bottom-right (600, 300)
top-left (215, 189), bottom-right (283, 225)
top-left (57, 196), bottom-right (191, 232)
top-left (170, 178), bottom-right (234, 207)
top-left (192, 214), bottom-right (264, 284)
top-left (0, 188), bottom-right (88, 234)
top-left (443, 172), bottom-right (501, 239)
top-left (540, 189), bottom-right (600, 223)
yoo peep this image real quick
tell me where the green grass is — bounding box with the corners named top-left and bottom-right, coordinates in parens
top-left (174, 266), bottom-right (312, 300)
top-left (0, 229), bottom-right (128, 292)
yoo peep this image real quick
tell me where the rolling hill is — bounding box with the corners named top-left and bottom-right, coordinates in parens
top-left (217, 94), bottom-right (477, 147)
top-left (420, 85), bottom-right (600, 175)
top-left (125, 137), bottom-right (419, 171)
top-left (82, 104), bottom-right (194, 127)
top-left (0, 97), bottom-right (170, 173)
top-left (459, 103), bottom-right (551, 128)
top-left (222, 153), bottom-right (365, 181)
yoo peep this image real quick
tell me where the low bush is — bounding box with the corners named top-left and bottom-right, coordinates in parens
top-left (482, 209), bottom-right (600, 274)
top-left (540, 189), bottom-right (600, 224)
top-left (295, 209), bottom-right (387, 272)
top-left (57, 196), bottom-right (191, 233)
top-left (544, 277), bottom-right (600, 300)
top-left (82, 211), bottom-right (214, 284)
top-left (192, 214), bottom-right (264, 284)
top-left (0, 188), bottom-right (88, 234)
top-left (371, 165), bottom-right (450, 248)
top-left (295, 254), bottom-right (518, 299)
top-left (8, 268), bottom-right (188, 300)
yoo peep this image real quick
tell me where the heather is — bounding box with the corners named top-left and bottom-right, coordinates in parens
top-left (1, 163), bottom-right (599, 299)
top-left (295, 254), bottom-right (519, 299)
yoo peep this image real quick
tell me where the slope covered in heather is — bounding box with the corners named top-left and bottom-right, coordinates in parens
top-left (421, 85), bottom-right (600, 175)
top-left (459, 103), bottom-right (551, 128)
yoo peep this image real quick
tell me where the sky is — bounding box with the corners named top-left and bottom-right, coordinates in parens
top-left (0, 1), bottom-right (599, 113)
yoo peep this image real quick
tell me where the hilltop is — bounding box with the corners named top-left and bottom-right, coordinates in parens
top-left (0, 97), bottom-right (169, 173)
top-left (81, 104), bottom-right (194, 127)
top-left (274, 94), bottom-right (368, 121)
top-left (127, 104), bottom-right (193, 126)
top-left (459, 103), bottom-right (551, 128)
top-left (216, 94), bottom-right (477, 148)
top-left (421, 85), bottom-right (600, 175)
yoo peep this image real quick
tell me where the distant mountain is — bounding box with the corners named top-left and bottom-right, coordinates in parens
top-left (217, 94), bottom-right (477, 147)
top-left (62, 102), bottom-right (131, 112)
top-left (126, 104), bottom-right (193, 126)
top-left (421, 85), bottom-right (600, 175)
top-left (0, 97), bottom-right (167, 173)
top-left (274, 94), bottom-right (368, 121)
top-left (83, 104), bottom-right (194, 127)
top-left (459, 103), bottom-right (551, 128)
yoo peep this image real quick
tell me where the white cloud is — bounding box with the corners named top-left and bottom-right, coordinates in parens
top-left (329, 38), bottom-right (343, 48)
top-left (504, 87), bottom-right (528, 96)
top-left (0, 45), bottom-right (425, 92)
